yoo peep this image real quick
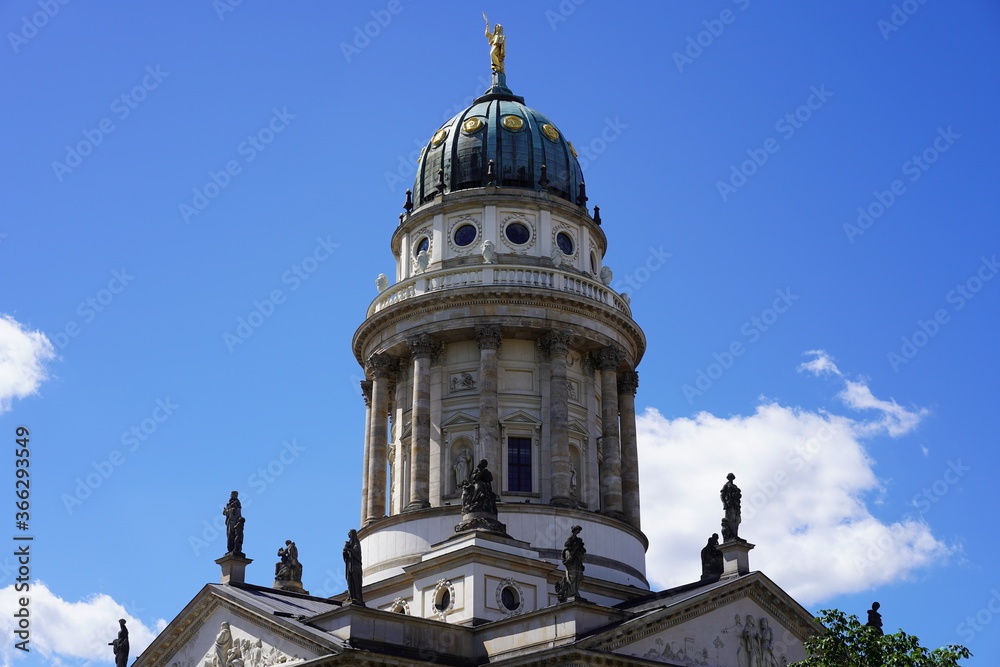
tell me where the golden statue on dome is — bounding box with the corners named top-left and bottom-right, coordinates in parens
top-left (483, 13), bottom-right (505, 74)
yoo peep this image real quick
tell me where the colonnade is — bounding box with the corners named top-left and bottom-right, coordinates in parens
top-left (359, 327), bottom-right (641, 529)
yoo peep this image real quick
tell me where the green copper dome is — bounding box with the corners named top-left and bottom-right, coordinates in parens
top-left (412, 76), bottom-right (585, 207)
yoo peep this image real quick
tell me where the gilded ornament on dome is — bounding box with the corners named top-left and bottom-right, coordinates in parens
top-left (431, 128), bottom-right (448, 146)
top-left (541, 124), bottom-right (560, 141)
top-left (463, 117), bottom-right (484, 134)
top-left (483, 14), bottom-right (505, 74)
top-left (567, 141), bottom-right (579, 157)
top-left (502, 115), bottom-right (524, 130)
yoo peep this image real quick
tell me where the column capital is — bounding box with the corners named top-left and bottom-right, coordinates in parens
top-left (360, 380), bottom-right (373, 406)
top-left (617, 370), bottom-right (639, 395)
top-left (593, 345), bottom-right (626, 371)
top-left (475, 324), bottom-right (503, 351)
top-left (407, 333), bottom-right (441, 359)
top-left (365, 353), bottom-right (396, 379)
top-left (539, 330), bottom-right (573, 359)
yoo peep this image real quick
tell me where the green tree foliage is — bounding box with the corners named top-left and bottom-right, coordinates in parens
top-left (795, 609), bottom-right (971, 667)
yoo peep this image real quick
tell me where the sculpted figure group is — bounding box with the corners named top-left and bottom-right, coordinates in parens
top-left (274, 540), bottom-right (302, 584)
top-left (734, 614), bottom-right (781, 667)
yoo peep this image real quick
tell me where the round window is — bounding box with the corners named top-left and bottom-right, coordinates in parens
top-left (435, 589), bottom-right (451, 612)
top-left (556, 232), bottom-right (574, 255)
top-left (454, 224), bottom-right (477, 247)
top-left (504, 222), bottom-right (531, 245)
top-left (414, 237), bottom-right (429, 256)
top-left (500, 586), bottom-right (520, 611)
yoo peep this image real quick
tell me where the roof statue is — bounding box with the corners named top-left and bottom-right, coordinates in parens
top-left (223, 490), bottom-right (245, 558)
top-left (721, 472), bottom-right (742, 542)
top-left (483, 13), bottom-right (505, 74)
top-left (865, 601), bottom-right (884, 635)
top-left (109, 619), bottom-right (128, 667)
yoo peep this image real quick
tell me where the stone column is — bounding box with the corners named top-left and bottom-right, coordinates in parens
top-left (406, 334), bottom-right (437, 510)
top-left (618, 371), bottom-right (641, 529)
top-left (359, 380), bottom-right (372, 525)
top-left (365, 353), bottom-right (394, 525)
top-left (476, 325), bottom-right (502, 469)
top-left (391, 361), bottom-right (407, 515)
top-left (542, 331), bottom-right (574, 506)
top-left (596, 346), bottom-right (625, 517)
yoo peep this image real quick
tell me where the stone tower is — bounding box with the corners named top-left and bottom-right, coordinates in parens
top-left (135, 32), bottom-right (820, 667)
top-left (352, 65), bottom-right (649, 619)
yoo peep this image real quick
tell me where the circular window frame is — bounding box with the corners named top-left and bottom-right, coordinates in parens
top-left (388, 597), bottom-right (410, 615)
top-left (499, 215), bottom-right (535, 253)
top-left (555, 231), bottom-right (575, 257)
top-left (447, 216), bottom-right (481, 254)
top-left (503, 221), bottom-right (532, 247)
top-left (413, 236), bottom-right (430, 257)
top-left (453, 223), bottom-right (478, 248)
top-left (431, 579), bottom-right (456, 618)
top-left (495, 578), bottom-right (525, 616)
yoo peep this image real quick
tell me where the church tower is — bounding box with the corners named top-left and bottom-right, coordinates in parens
top-left (134, 26), bottom-right (822, 667)
top-left (352, 29), bottom-right (649, 620)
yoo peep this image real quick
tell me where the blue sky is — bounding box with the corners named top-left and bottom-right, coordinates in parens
top-left (1, 1), bottom-right (998, 664)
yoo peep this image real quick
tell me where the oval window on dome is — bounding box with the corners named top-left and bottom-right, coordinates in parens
top-left (502, 115), bottom-right (525, 131)
top-left (454, 224), bottom-right (477, 247)
top-left (414, 237), bottom-right (429, 256)
top-left (435, 588), bottom-right (451, 612)
top-left (556, 232), bottom-right (574, 256)
top-left (541, 124), bottom-right (560, 141)
top-left (463, 117), bottom-right (484, 134)
top-left (504, 222), bottom-right (531, 245)
top-left (431, 128), bottom-right (448, 146)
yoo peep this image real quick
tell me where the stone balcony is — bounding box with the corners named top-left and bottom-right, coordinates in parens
top-left (368, 264), bottom-right (633, 319)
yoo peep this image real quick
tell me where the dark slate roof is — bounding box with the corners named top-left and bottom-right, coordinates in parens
top-left (211, 582), bottom-right (348, 649)
top-left (412, 73), bottom-right (585, 208)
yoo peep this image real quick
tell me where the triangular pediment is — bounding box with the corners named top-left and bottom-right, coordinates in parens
top-left (581, 573), bottom-right (821, 667)
top-left (568, 419), bottom-right (589, 435)
top-left (134, 583), bottom-right (344, 667)
top-left (442, 411), bottom-right (479, 427)
top-left (499, 409), bottom-right (542, 425)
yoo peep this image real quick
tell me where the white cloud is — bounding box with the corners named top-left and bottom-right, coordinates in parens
top-left (798, 349), bottom-right (842, 377)
top-left (0, 315), bottom-right (56, 413)
top-left (838, 380), bottom-right (928, 438)
top-left (638, 379), bottom-right (950, 605)
top-left (798, 350), bottom-right (927, 437)
top-left (0, 581), bottom-right (166, 666)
